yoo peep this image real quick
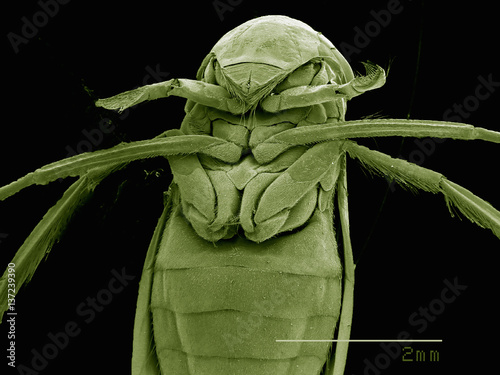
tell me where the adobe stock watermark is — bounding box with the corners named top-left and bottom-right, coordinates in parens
top-left (7, 0), bottom-right (72, 54)
top-left (0, 233), bottom-right (8, 245)
top-left (338, 0), bottom-right (413, 63)
top-left (14, 267), bottom-right (135, 374)
top-left (356, 277), bottom-right (467, 375)
top-left (64, 64), bottom-right (170, 159)
top-left (386, 73), bottom-right (500, 191)
top-left (212, 0), bottom-right (243, 22)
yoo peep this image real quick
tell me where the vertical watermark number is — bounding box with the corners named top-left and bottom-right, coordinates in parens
top-left (6, 263), bottom-right (16, 368)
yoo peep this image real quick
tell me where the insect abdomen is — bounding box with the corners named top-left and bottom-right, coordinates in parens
top-left (151, 192), bottom-right (342, 374)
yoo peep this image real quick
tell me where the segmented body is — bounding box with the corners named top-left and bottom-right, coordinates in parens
top-left (149, 17), bottom-right (350, 373)
top-left (151, 190), bottom-right (342, 374)
top-left (153, 141), bottom-right (344, 373)
top-left (1, 13), bottom-right (499, 375)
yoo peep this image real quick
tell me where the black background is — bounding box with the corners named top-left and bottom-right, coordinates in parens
top-left (1, 1), bottom-right (498, 374)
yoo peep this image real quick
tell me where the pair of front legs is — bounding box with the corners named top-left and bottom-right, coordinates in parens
top-left (93, 63), bottom-right (386, 115)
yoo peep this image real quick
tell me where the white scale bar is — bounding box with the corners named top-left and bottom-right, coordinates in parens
top-left (276, 339), bottom-right (443, 343)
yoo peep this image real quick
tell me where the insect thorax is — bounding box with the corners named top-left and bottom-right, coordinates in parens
top-left (162, 15), bottom-right (356, 243)
top-left (167, 57), bottom-right (346, 243)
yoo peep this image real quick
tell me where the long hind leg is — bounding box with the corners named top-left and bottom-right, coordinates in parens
top-left (0, 165), bottom-right (121, 316)
top-left (326, 155), bottom-right (356, 375)
top-left (132, 190), bottom-right (173, 375)
top-left (342, 140), bottom-right (500, 239)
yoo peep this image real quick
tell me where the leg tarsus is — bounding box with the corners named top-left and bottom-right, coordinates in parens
top-left (440, 179), bottom-right (500, 238)
top-left (96, 79), bottom-right (245, 114)
top-left (96, 79), bottom-right (177, 112)
top-left (260, 63), bottom-right (386, 113)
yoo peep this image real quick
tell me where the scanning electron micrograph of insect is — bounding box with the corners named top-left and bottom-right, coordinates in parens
top-left (1, 2), bottom-right (499, 375)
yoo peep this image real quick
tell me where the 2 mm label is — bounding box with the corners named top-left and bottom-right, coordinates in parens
top-left (402, 346), bottom-right (440, 362)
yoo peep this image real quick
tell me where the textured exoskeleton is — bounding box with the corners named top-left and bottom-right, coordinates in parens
top-left (1, 15), bottom-right (499, 375)
top-left (129, 17), bottom-right (375, 374)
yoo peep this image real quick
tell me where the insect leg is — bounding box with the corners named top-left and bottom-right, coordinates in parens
top-left (260, 63), bottom-right (386, 112)
top-left (167, 154), bottom-right (216, 236)
top-left (253, 119), bottom-right (500, 163)
top-left (204, 169), bottom-right (240, 238)
top-left (0, 166), bottom-right (118, 318)
top-left (0, 135), bottom-right (241, 200)
top-left (343, 140), bottom-right (500, 239)
top-left (96, 79), bottom-right (245, 114)
top-left (242, 141), bottom-right (342, 242)
top-left (132, 190), bottom-right (173, 375)
top-left (327, 154), bottom-right (355, 375)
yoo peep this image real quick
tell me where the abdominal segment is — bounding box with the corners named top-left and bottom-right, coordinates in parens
top-left (151, 195), bottom-right (342, 375)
